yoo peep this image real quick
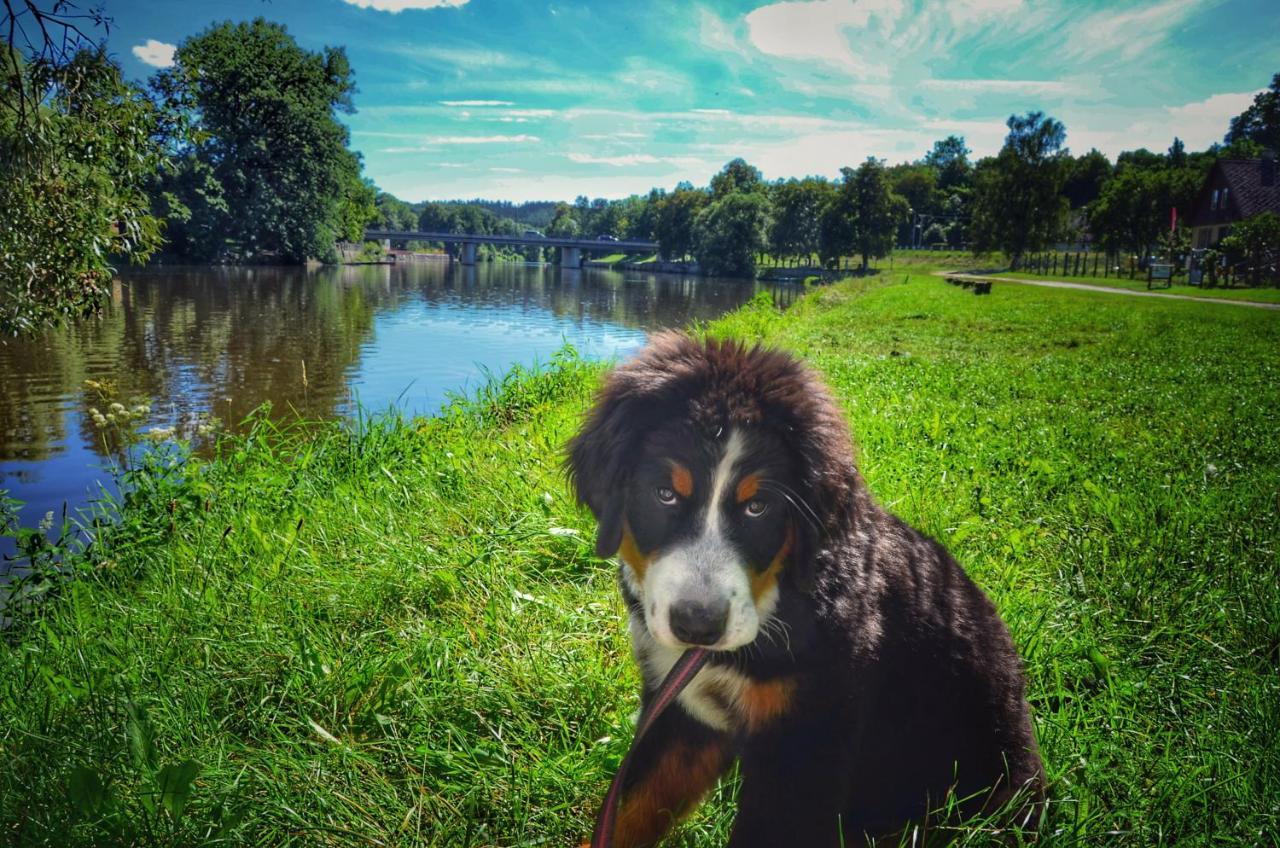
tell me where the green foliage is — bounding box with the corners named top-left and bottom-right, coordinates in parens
top-left (769, 177), bottom-right (833, 265)
top-left (923, 134), bottom-right (972, 190)
top-left (1219, 211), bottom-right (1280, 285)
top-left (822, 159), bottom-right (908, 270)
top-left (693, 189), bottom-right (770, 276)
top-left (0, 50), bottom-right (170, 335)
top-left (654, 184), bottom-right (707, 261)
top-left (376, 191), bottom-right (419, 231)
top-left (1088, 163), bottom-right (1200, 259)
top-left (152, 19), bottom-right (376, 263)
top-left (970, 111), bottom-right (1070, 267)
top-left (1226, 71), bottom-right (1280, 152)
top-left (1062, 148), bottom-right (1113, 209)
top-left (709, 157), bottom-right (763, 200)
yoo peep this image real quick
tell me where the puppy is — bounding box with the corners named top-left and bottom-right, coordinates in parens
top-left (568, 332), bottom-right (1043, 847)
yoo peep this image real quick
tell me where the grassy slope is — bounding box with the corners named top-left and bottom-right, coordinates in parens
top-left (3, 277), bottom-right (1279, 846)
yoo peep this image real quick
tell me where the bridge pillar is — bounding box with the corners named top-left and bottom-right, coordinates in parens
top-left (380, 238), bottom-right (391, 251)
top-left (561, 246), bottom-right (582, 268)
top-left (460, 242), bottom-right (477, 265)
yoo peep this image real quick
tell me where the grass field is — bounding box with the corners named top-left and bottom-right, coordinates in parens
top-left (3, 274), bottom-right (1279, 846)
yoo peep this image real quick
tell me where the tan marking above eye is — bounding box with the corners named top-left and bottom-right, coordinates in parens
top-left (735, 473), bottom-right (760, 503)
top-left (670, 463), bottom-right (694, 498)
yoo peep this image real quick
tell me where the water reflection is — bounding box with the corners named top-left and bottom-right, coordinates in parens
top-left (1, 261), bottom-right (783, 562)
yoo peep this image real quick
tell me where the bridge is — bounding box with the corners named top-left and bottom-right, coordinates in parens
top-left (365, 229), bottom-right (659, 268)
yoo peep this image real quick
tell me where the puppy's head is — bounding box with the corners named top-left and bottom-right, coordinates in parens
top-left (567, 332), bottom-right (858, 652)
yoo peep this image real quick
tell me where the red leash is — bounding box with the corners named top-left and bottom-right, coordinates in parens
top-left (590, 647), bottom-right (711, 848)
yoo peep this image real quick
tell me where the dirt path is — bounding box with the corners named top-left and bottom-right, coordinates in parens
top-left (938, 272), bottom-right (1280, 311)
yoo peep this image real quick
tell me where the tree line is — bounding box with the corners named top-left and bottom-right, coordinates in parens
top-left (375, 74), bottom-right (1278, 281)
top-left (3, 0), bottom-right (1278, 335)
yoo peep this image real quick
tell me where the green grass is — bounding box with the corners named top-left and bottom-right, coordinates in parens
top-left (3, 275), bottom-right (1279, 846)
top-left (987, 270), bottom-right (1280, 304)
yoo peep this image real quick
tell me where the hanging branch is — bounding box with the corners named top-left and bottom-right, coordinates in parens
top-left (2, 0), bottom-right (110, 127)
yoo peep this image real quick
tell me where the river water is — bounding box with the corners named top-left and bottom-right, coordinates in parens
top-left (0, 261), bottom-right (782, 566)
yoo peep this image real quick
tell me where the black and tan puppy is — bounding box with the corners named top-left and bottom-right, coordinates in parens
top-left (568, 333), bottom-right (1042, 847)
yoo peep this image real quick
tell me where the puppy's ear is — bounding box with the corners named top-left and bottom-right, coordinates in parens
top-left (566, 376), bottom-right (645, 559)
top-left (594, 500), bottom-right (625, 559)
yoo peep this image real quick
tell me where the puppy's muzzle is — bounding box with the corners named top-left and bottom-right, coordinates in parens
top-left (669, 595), bottom-right (730, 646)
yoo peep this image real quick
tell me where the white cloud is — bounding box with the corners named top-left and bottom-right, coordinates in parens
top-left (1165, 89), bottom-right (1261, 129)
top-left (1062, 88), bottom-right (1264, 156)
top-left (745, 0), bottom-right (905, 78)
top-left (131, 39), bottom-right (176, 68)
top-left (440, 100), bottom-right (514, 107)
top-left (567, 153), bottom-right (661, 167)
top-left (919, 79), bottom-right (1070, 96)
top-left (580, 132), bottom-right (649, 140)
top-left (1065, 0), bottom-right (1212, 62)
top-left (383, 134), bottom-right (540, 152)
top-left (945, 0), bottom-right (1024, 20)
top-left (343, 0), bottom-right (469, 12)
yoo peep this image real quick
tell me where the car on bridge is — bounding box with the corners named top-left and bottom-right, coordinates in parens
top-left (595, 234), bottom-right (619, 242)
top-left (523, 230), bottom-right (544, 239)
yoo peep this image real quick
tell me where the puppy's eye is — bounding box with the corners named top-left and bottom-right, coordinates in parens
top-left (655, 486), bottom-right (678, 505)
top-left (744, 499), bottom-right (768, 518)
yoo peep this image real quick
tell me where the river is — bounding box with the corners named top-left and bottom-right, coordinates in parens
top-left (0, 261), bottom-right (784, 566)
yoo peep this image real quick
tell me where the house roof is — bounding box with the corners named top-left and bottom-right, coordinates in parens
top-left (1219, 158), bottom-right (1279, 219)
top-left (1187, 157), bottom-right (1280, 228)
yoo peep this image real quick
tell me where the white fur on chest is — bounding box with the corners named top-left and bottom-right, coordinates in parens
top-left (629, 613), bottom-right (752, 732)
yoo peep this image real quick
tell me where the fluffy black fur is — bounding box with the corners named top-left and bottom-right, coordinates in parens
top-left (568, 332), bottom-right (1043, 847)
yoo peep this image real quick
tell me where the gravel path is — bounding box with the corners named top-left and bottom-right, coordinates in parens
top-left (938, 272), bottom-right (1280, 311)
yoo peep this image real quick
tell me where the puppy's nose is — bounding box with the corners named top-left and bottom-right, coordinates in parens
top-left (669, 597), bottom-right (729, 646)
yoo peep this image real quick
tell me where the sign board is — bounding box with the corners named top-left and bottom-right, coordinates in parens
top-left (1150, 264), bottom-right (1173, 280)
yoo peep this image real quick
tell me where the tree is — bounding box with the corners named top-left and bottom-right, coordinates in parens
top-left (694, 190), bottom-right (770, 277)
top-left (888, 163), bottom-right (941, 246)
top-left (969, 111), bottom-right (1069, 267)
top-left (769, 177), bottom-right (832, 266)
top-left (709, 157), bottom-right (763, 200)
top-left (1225, 72), bottom-right (1280, 152)
top-left (847, 158), bottom-right (908, 270)
top-left (653, 186), bottom-right (706, 261)
top-left (1219, 211), bottom-right (1280, 286)
top-left (546, 203), bottom-right (580, 238)
top-left (153, 19), bottom-right (375, 263)
top-left (924, 135), bottom-right (972, 190)
top-left (1088, 165), bottom-right (1200, 262)
top-left (1063, 149), bottom-right (1113, 209)
top-left (376, 192), bottom-right (418, 231)
top-left (2, 42), bottom-right (171, 334)
top-left (821, 160), bottom-right (908, 270)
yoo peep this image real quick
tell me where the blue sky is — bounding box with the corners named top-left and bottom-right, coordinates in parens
top-left (105, 0), bottom-right (1279, 202)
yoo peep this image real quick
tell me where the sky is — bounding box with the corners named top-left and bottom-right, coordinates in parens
top-left (95, 0), bottom-right (1280, 202)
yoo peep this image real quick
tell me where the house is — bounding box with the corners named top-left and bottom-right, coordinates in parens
top-left (1186, 153), bottom-right (1279, 249)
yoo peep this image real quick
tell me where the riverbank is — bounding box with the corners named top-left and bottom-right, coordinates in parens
top-left (3, 274), bottom-right (1278, 845)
